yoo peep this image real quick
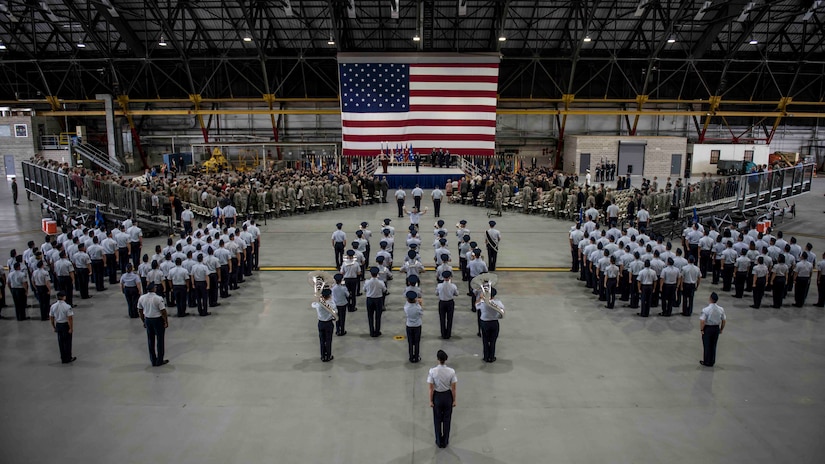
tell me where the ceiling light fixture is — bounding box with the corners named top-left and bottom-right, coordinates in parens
top-left (76, 42), bottom-right (86, 48)
top-left (327, 36), bottom-right (335, 45)
top-left (498, 35), bottom-right (506, 42)
top-left (667, 37), bottom-right (676, 43)
top-left (749, 38), bottom-right (758, 45)
top-left (158, 36), bottom-right (167, 46)
top-left (583, 35), bottom-right (592, 42)
top-left (0, 43), bottom-right (6, 50)
top-left (243, 35), bottom-right (253, 42)
top-left (412, 34), bottom-right (421, 42)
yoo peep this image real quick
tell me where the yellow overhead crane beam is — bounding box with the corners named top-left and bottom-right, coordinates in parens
top-left (2, 96), bottom-right (821, 118)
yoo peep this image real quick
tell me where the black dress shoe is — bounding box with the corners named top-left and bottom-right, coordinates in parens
top-left (749, 305), bottom-right (759, 309)
top-left (636, 313), bottom-right (648, 317)
top-left (201, 312), bottom-right (212, 316)
top-left (328, 355), bottom-right (334, 361)
top-left (699, 361), bottom-right (712, 367)
top-left (477, 332), bottom-right (481, 337)
top-left (69, 356), bottom-right (77, 363)
top-left (212, 303), bottom-right (221, 306)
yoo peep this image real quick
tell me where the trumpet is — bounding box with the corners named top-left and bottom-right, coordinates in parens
top-left (307, 271), bottom-right (338, 321)
top-left (471, 272), bottom-right (505, 318)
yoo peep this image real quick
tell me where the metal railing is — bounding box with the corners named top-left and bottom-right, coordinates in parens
top-left (21, 161), bottom-right (75, 211)
top-left (72, 142), bottom-right (124, 174)
top-left (458, 156), bottom-right (479, 177)
top-left (735, 163), bottom-right (815, 214)
top-left (23, 161), bottom-right (168, 226)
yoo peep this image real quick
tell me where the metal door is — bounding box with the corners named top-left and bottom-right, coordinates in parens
top-left (618, 142), bottom-right (645, 176)
top-left (671, 154), bottom-right (682, 175)
top-left (4, 155), bottom-right (15, 177)
top-left (579, 153), bottom-right (591, 174)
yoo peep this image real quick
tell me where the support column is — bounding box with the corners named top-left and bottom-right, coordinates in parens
top-left (117, 95), bottom-right (149, 170)
top-left (698, 96), bottom-right (722, 143)
top-left (95, 94), bottom-right (120, 167)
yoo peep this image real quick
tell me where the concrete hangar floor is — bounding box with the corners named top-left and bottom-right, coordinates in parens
top-left (0, 178), bottom-right (824, 464)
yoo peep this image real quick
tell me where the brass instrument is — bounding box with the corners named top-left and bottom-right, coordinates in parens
top-left (307, 271), bottom-right (338, 321)
top-left (471, 272), bottom-right (505, 318)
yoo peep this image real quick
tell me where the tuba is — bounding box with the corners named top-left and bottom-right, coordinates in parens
top-left (307, 271), bottom-right (338, 321)
top-left (471, 272), bottom-right (504, 318)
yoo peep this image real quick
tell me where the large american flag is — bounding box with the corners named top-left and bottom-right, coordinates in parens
top-left (338, 53), bottom-right (499, 157)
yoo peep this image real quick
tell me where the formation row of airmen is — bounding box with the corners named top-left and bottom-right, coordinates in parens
top-left (320, 217), bottom-right (505, 363)
top-left (1, 216), bottom-right (262, 366)
top-left (3, 217), bottom-right (145, 321)
top-left (570, 214), bottom-right (825, 318)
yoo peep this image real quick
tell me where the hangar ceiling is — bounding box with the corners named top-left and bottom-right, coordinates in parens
top-left (0, 0), bottom-right (823, 122)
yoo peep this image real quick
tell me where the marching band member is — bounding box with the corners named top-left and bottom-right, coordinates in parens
top-left (475, 287), bottom-right (504, 362)
top-left (340, 250), bottom-right (361, 313)
top-left (313, 288), bottom-right (336, 362)
top-left (332, 274), bottom-right (349, 336)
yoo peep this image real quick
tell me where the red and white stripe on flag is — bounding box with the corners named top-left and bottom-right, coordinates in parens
top-left (339, 53), bottom-right (499, 157)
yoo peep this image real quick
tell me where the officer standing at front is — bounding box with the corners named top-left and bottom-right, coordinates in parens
top-left (363, 266), bottom-right (387, 337)
top-left (412, 184), bottom-right (424, 210)
top-left (476, 287), bottom-right (504, 362)
top-left (8, 262), bottom-right (30, 320)
top-left (699, 292), bottom-right (726, 367)
top-left (485, 221), bottom-right (501, 271)
top-left (404, 290), bottom-right (423, 363)
top-left (138, 283), bottom-right (169, 367)
top-left (428, 350), bottom-right (457, 449)
top-left (313, 288), bottom-right (335, 362)
top-left (436, 271), bottom-right (459, 339)
top-left (49, 291), bottom-right (75, 363)
top-left (32, 260), bottom-right (51, 320)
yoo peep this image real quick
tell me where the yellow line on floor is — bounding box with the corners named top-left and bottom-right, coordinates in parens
top-left (257, 266), bottom-right (570, 272)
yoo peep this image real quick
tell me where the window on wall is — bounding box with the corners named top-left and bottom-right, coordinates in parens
top-left (0, 125), bottom-right (10, 137)
top-left (710, 150), bottom-right (720, 164)
top-left (744, 150), bottom-right (754, 162)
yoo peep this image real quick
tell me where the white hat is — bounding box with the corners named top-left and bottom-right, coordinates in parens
top-left (586, 169), bottom-right (590, 173)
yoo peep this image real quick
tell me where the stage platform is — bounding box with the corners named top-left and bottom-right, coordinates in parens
top-left (372, 165), bottom-right (465, 189)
